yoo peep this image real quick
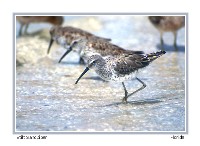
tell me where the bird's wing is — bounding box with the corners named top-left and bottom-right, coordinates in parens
top-left (114, 54), bottom-right (150, 75)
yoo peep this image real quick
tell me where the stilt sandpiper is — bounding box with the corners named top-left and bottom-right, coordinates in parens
top-left (75, 50), bottom-right (166, 103)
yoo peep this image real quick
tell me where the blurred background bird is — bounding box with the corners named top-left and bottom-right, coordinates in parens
top-left (47, 26), bottom-right (112, 64)
top-left (16, 16), bottom-right (64, 36)
top-left (148, 16), bottom-right (185, 50)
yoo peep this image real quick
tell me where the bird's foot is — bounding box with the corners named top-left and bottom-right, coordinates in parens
top-left (174, 43), bottom-right (178, 51)
top-left (122, 97), bottom-right (128, 104)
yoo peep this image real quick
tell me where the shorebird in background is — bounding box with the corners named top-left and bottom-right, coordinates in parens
top-left (148, 16), bottom-right (185, 49)
top-left (16, 16), bottom-right (63, 36)
top-left (58, 38), bottom-right (144, 64)
top-left (47, 26), bottom-right (111, 64)
top-left (75, 50), bottom-right (166, 103)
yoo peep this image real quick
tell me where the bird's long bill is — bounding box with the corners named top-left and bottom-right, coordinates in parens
top-left (47, 38), bottom-right (54, 54)
top-left (75, 67), bottom-right (90, 84)
top-left (58, 47), bottom-right (73, 63)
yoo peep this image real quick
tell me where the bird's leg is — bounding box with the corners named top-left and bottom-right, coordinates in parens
top-left (24, 24), bottom-right (29, 35)
top-left (122, 82), bottom-right (128, 103)
top-left (160, 31), bottom-right (164, 50)
top-left (47, 38), bottom-right (54, 54)
top-left (18, 24), bottom-right (24, 36)
top-left (173, 31), bottom-right (178, 51)
top-left (124, 77), bottom-right (146, 102)
top-left (79, 57), bottom-right (85, 65)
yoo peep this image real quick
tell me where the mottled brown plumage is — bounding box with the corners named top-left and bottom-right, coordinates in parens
top-left (47, 26), bottom-right (111, 61)
top-left (58, 38), bottom-right (144, 64)
top-left (47, 26), bottom-right (111, 63)
top-left (81, 38), bottom-right (143, 56)
top-left (17, 16), bottom-right (63, 36)
top-left (50, 26), bottom-right (111, 44)
top-left (148, 16), bottom-right (185, 49)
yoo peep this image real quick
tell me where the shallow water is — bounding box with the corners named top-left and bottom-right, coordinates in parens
top-left (15, 16), bottom-right (186, 132)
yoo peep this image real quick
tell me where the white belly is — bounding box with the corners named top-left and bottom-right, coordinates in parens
top-left (95, 67), bottom-right (138, 82)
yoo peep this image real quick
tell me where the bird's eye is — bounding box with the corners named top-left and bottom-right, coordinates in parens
top-left (89, 60), bottom-right (97, 66)
top-left (92, 60), bottom-right (96, 64)
top-left (73, 41), bottom-right (78, 45)
top-left (71, 41), bottom-right (78, 47)
top-left (88, 60), bottom-right (96, 68)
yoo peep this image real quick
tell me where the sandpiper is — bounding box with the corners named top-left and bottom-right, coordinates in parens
top-left (148, 16), bottom-right (185, 49)
top-left (47, 26), bottom-right (111, 63)
top-left (58, 38), bottom-right (144, 64)
top-left (75, 50), bottom-right (166, 103)
top-left (16, 16), bottom-right (63, 36)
